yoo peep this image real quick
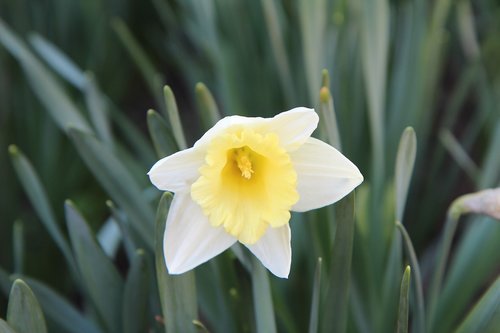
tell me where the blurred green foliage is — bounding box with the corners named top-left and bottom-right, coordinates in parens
top-left (0, 0), bottom-right (499, 332)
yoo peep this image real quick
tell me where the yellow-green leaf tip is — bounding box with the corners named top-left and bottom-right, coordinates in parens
top-left (320, 86), bottom-right (331, 103)
top-left (8, 144), bottom-right (18, 155)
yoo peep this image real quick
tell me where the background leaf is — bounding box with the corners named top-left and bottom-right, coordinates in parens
top-left (6, 279), bottom-right (47, 333)
top-left (65, 201), bottom-right (123, 333)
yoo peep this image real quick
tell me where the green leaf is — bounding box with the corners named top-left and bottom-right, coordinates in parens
top-left (251, 257), bottom-right (277, 333)
top-left (434, 218), bottom-right (500, 333)
top-left (318, 83), bottom-right (342, 150)
top-left (396, 221), bottom-right (425, 333)
top-left (298, 0), bottom-right (326, 103)
top-left (455, 277), bottom-right (500, 333)
top-left (439, 129), bottom-right (478, 182)
top-left (397, 266), bottom-right (411, 333)
top-left (322, 192), bottom-right (355, 333)
top-left (195, 82), bottom-right (221, 131)
top-left (83, 73), bottom-right (113, 147)
top-left (65, 201), bottom-right (123, 333)
top-left (123, 250), bottom-right (150, 333)
top-left (0, 319), bottom-right (17, 333)
top-left (395, 127), bottom-right (417, 221)
top-left (29, 33), bottom-right (86, 90)
top-left (163, 86), bottom-right (187, 150)
top-left (0, 18), bottom-right (91, 133)
top-left (147, 109), bottom-right (177, 158)
top-left (18, 277), bottom-right (102, 333)
top-left (7, 279), bottom-right (47, 333)
top-left (155, 193), bottom-right (198, 333)
top-left (8, 145), bottom-right (77, 278)
top-left (308, 257), bottom-right (322, 333)
top-left (112, 18), bottom-right (164, 110)
top-left (259, 0), bottom-right (294, 102)
top-left (12, 220), bottom-right (24, 274)
top-left (68, 129), bottom-right (155, 249)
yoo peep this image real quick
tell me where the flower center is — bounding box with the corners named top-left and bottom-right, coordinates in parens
top-left (234, 147), bottom-right (254, 179)
top-left (191, 128), bottom-right (299, 244)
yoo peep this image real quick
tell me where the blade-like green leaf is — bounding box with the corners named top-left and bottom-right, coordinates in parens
top-left (65, 201), bottom-right (123, 333)
top-left (397, 266), bottom-right (411, 333)
top-left (84, 73), bottom-right (113, 147)
top-left (439, 129), bottom-right (478, 182)
top-left (318, 84), bottom-right (342, 150)
top-left (155, 193), bottom-right (198, 333)
top-left (123, 250), bottom-right (150, 333)
top-left (12, 220), bottom-right (24, 274)
top-left (259, 0), bottom-right (294, 102)
top-left (163, 86), bottom-right (187, 150)
top-left (396, 221), bottom-right (425, 333)
top-left (195, 82), bottom-right (221, 130)
top-left (251, 257), bottom-right (277, 333)
top-left (8, 145), bottom-right (77, 278)
top-left (322, 192), bottom-right (355, 333)
top-left (7, 279), bottom-right (47, 333)
top-left (68, 129), bottom-right (154, 249)
top-left (0, 319), bottom-right (17, 333)
top-left (147, 109), bottom-right (177, 158)
top-left (0, 18), bottom-right (91, 133)
top-left (112, 18), bottom-right (164, 110)
top-left (298, 0), bottom-right (326, 103)
top-left (18, 277), bottom-right (102, 333)
top-left (308, 257), bottom-right (322, 333)
top-left (455, 277), bottom-right (500, 333)
top-left (395, 127), bottom-right (417, 222)
top-left (29, 33), bottom-right (86, 90)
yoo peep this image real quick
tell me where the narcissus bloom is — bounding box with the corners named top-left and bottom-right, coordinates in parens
top-left (148, 108), bottom-right (363, 278)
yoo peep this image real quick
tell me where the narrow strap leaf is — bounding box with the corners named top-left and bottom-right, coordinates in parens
top-left (308, 257), bottom-right (322, 333)
top-left (322, 192), bottom-right (355, 333)
top-left (396, 221), bottom-right (425, 333)
top-left (8, 145), bottom-right (78, 279)
top-left (155, 193), bottom-right (198, 333)
top-left (396, 266), bottom-right (411, 333)
top-left (65, 201), bottom-right (124, 333)
top-left (251, 257), bottom-right (277, 333)
top-left (395, 127), bottom-right (417, 222)
top-left (123, 250), bottom-right (150, 333)
top-left (454, 277), bottom-right (500, 333)
top-left (7, 279), bottom-right (47, 333)
top-left (195, 82), bottom-right (221, 130)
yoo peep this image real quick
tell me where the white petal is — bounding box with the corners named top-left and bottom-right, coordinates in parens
top-left (193, 107), bottom-right (319, 151)
top-left (193, 114), bottom-right (265, 148)
top-left (291, 137), bottom-right (363, 212)
top-left (148, 147), bottom-right (205, 192)
top-left (245, 225), bottom-right (291, 278)
top-left (266, 107), bottom-right (319, 151)
top-left (164, 193), bottom-right (237, 274)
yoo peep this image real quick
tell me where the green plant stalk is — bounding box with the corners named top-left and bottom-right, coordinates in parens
top-left (251, 257), bottom-right (277, 333)
top-left (396, 221), bottom-right (425, 333)
top-left (427, 211), bottom-right (459, 331)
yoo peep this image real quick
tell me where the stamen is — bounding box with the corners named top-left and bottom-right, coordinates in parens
top-left (235, 148), bottom-right (254, 179)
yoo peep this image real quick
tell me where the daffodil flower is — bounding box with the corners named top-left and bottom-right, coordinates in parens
top-left (148, 107), bottom-right (363, 278)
